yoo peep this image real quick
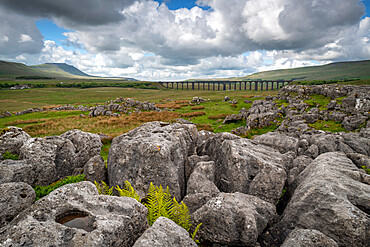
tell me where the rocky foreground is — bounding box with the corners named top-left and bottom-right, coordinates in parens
top-left (0, 85), bottom-right (369, 247)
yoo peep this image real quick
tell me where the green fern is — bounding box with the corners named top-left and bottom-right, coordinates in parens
top-left (172, 197), bottom-right (191, 231)
top-left (95, 180), bottom-right (202, 243)
top-left (116, 180), bottom-right (141, 202)
top-left (191, 223), bottom-right (202, 244)
top-left (94, 181), bottom-right (113, 195)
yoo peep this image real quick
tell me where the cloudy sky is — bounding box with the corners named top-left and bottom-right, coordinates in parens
top-left (0, 0), bottom-right (369, 81)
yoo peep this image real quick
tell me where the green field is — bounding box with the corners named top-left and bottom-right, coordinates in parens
top-left (0, 87), bottom-right (276, 138)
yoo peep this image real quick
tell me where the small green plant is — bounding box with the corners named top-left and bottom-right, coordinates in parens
top-left (34, 174), bottom-right (85, 201)
top-left (94, 180), bottom-right (202, 243)
top-left (115, 180), bottom-right (140, 202)
top-left (2, 151), bottom-right (19, 160)
top-left (94, 181), bottom-right (113, 196)
top-left (361, 166), bottom-right (370, 175)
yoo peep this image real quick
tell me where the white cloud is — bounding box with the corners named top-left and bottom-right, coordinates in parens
top-left (0, 0), bottom-right (368, 80)
top-left (19, 34), bottom-right (33, 43)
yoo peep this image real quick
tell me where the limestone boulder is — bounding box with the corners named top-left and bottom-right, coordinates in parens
top-left (202, 132), bottom-right (289, 204)
top-left (281, 229), bottom-right (338, 247)
top-left (60, 129), bottom-right (102, 167)
top-left (0, 160), bottom-right (36, 185)
top-left (185, 155), bottom-right (210, 182)
top-left (83, 155), bottom-right (107, 183)
top-left (108, 122), bottom-right (198, 200)
top-left (0, 127), bottom-right (30, 158)
top-left (133, 217), bottom-right (197, 247)
top-left (0, 181), bottom-right (148, 247)
top-left (0, 182), bottom-right (35, 228)
top-left (192, 192), bottom-right (275, 246)
top-left (19, 136), bottom-right (77, 185)
top-left (183, 161), bottom-right (220, 213)
top-left (261, 152), bottom-right (370, 247)
top-left (253, 132), bottom-right (299, 154)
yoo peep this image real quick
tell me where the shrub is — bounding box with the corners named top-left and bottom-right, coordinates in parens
top-left (34, 174), bottom-right (85, 201)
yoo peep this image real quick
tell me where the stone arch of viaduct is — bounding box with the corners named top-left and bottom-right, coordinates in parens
top-left (158, 80), bottom-right (291, 91)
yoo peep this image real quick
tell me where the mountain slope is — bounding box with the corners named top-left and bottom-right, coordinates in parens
top-left (232, 60), bottom-right (370, 81)
top-left (31, 63), bottom-right (93, 77)
top-left (0, 60), bottom-right (54, 78)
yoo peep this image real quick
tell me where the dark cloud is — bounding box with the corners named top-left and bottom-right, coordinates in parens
top-left (0, 8), bottom-right (44, 56)
top-left (0, 0), bottom-right (135, 26)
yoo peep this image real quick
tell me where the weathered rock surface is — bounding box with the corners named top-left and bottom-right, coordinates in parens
top-left (108, 122), bottom-right (198, 199)
top-left (183, 161), bottom-right (220, 213)
top-left (19, 136), bottom-right (77, 185)
top-left (0, 181), bottom-right (148, 247)
top-left (253, 132), bottom-right (299, 154)
top-left (185, 155), bottom-right (210, 182)
top-left (133, 217), bottom-right (197, 247)
top-left (0, 182), bottom-right (35, 228)
top-left (83, 155), bottom-right (107, 183)
top-left (0, 127), bottom-right (30, 158)
top-left (0, 160), bottom-right (36, 185)
top-left (287, 155), bottom-right (313, 185)
top-left (201, 132), bottom-right (289, 204)
top-left (260, 152), bottom-right (370, 247)
top-left (281, 229), bottom-right (338, 247)
top-left (60, 129), bottom-right (102, 167)
top-left (192, 192), bottom-right (275, 246)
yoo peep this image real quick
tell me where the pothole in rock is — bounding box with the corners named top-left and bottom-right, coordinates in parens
top-left (56, 210), bottom-right (95, 232)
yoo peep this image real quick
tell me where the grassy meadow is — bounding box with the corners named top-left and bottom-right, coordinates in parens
top-left (0, 86), bottom-right (277, 138)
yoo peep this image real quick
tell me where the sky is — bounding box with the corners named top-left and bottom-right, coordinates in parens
top-left (0, 0), bottom-right (369, 81)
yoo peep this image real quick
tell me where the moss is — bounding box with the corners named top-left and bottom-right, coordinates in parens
top-left (2, 151), bottom-right (19, 160)
top-left (309, 120), bottom-right (347, 133)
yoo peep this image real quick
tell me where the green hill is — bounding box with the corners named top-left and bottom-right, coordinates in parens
top-left (31, 63), bottom-right (93, 78)
top-left (0, 60), bottom-right (54, 79)
top-left (231, 60), bottom-right (370, 81)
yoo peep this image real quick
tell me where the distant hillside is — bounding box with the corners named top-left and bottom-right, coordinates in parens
top-left (0, 60), bottom-right (137, 81)
top-left (0, 60), bottom-right (54, 78)
top-left (31, 63), bottom-right (93, 77)
top-left (231, 60), bottom-right (370, 81)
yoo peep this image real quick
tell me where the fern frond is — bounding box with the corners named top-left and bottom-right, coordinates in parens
top-left (145, 182), bottom-right (158, 226)
top-left (172, 199), bottom-right (191, 231)
top-left (116, 181), bottom-right (141, 202)
top-left (102, 181), bottom-right (113, 195)
top-left (94, 181), bottom-right (103, 194)
top-left (191, 223), bottom-right (202, 243)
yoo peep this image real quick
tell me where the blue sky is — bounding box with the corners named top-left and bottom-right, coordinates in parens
top-left (0, 0), bottom-right (369, 80)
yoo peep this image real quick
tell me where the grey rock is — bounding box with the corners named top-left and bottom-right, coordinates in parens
top-left (328, 111), bottom-right (347, 122)
top-left (192, 192), bottom-right (275, 246)
top-left (346, 153), bottom-right (370, 170)
top-left (287, 155), bottom-right (313, 185)
top-left (342, 114), bottom-right (367, 131)
top-left (185, 155), bottom-right (210, 182)
top-left (0, 160), bottom-right (35, 185)
top-left (108, 122), bottom-right (198, 200)
top-left (183, 161), bottom-right (220, 213)
top-left (327, 100), bottom-right (337, 110)
top-left (253, 132), bottom-right (299, 154)
top-left (83, 155), bottom-right (107, 183)
top-left (202, 132), bottom-right (288, 204)
top-left (281, 229), bottom-right (338, 247)
top-left (60, 129), bottom-right (102, 167)
top-left (302, 112), bottom-right (319, 124)
top-left (313, 132), bottom-right (370, 156)
top-left (0, 181), bottom-right (148, 247)
top-left (133, 217), bottom-right (197, 247)
top-left (222, 114), bottom-right (241, 124)
top-left (261, 152), bottom-right (370, 247)
top-left (304, 144), bottom-right (319, 159)
top-left (0, 182), bottom-right (35, 228)
top-left (342, 95), bottom-right (356, 113)
top-left (20, 136), bottom-right (77, 185)
top-left (0, 127), bottom-right (30, 157)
